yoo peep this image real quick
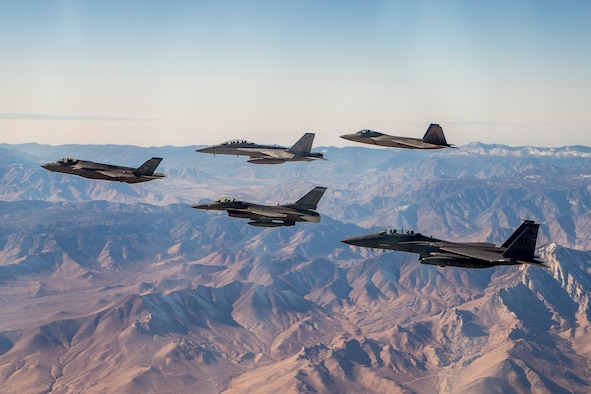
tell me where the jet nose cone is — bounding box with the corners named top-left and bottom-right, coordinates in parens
top-left (195, 146), bottom-right (215, 154)
top-left (191, 203), bottom-right (209, 210)
top-left (342, 232), bottom-right (386, 248)
top-left (341, 234), bottom-right (372, 246)
top-left (340, 133), bottom-right (356, 140)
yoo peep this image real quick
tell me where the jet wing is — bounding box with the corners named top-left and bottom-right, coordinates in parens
top-left (74, 162), bottom-right (120, 173)
top-left (239, 148), bottom-right (295, 159)
top-left (95, 170), bottom-right (124, 178)
top-left (457, 242), bottom-right (497, 247)
top-left (438, 246), bottom-right (505, 263)
top-left (371, 136), bottom-right (436, 149)
top-left (248, 208), bottom-right (289, 218)
top-left (74, 164), bottom-right (103, 171)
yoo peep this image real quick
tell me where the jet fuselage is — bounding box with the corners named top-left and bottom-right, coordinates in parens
top-left (192, 187), bottom-right (326, 227)
top-left (342, 221), bottom-right (544, 268)
top-left (41, 158), bottom-right (166, 183)
top-left (340, 132), bottom-right (448, 149)
top-left (340, 124), bottom-right (452, 150)
top-left (196, 134), bottom-right (325, 164)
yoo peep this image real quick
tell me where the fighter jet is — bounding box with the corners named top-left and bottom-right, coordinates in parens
top-left (342, 220), bottom-right (545, 268)
top-left (41, 157), bottom-right (166, 183)
top-left (340, 123), bottom-right (452, 149)
top-left (192, 186), bottom-right (327, 227)
top-left (196, 133), bottom-right (325, 164)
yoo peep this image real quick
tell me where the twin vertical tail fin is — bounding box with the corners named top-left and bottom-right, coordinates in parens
top-left (422, 124), bottom-right (448, 146)
top-left (502, 220), bottom-right (541, 262)
top-left (294, 186), bottom-right (327, 210)
top-left (290, 133), bottom-right (315, 154)
top-left (133, 157), bottom-right (163, 176)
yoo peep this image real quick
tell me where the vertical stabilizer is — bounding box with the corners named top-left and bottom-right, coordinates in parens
top-left (133, 157), bottom-right (162, 176)
top-left (290, 133), bottom-right (315, 154)
top-left (422, 124), bottom-right (448, 146)
top-left (502, 221), bottom-right (539, 261)
top-left (294, 186), bottom-right (327, 210)
top-left (501, 221), bottom-right (531, 248)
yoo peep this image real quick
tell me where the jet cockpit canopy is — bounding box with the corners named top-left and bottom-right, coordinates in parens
top-left (379, 229), bottom-right (421, 236)
top-left (222, 139), bottom-right (254, 145)
top-left (216, 197), bottom-right (236, 203)
top-left (57, 158), bottom-right (79, 165)
top-left (357, 129), bottom-right (382, 136)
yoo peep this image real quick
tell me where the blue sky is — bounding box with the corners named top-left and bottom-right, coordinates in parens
top-left (1, 1), bottom-right (590, 147)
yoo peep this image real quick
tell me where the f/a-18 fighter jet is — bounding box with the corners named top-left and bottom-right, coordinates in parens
top-left (41, 157), bottom-right (166, 184)
top-left (192, 186), bottom-right (327, 227)
top-left (196, 133), bottom-right (325, 164)
top-left (342, 220), bottom-right (545, 268)
top-left (340, 123), bottom-right (452, 149)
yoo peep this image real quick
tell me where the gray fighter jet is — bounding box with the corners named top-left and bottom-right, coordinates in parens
top-left (342, 220), bottom-right (545, 268)
top-left (196, 133), bottom-right (325, 164)
top-left (340, 123), bottom-right (452, 149)
top-left (192, 186), bottom-right (327, 227)
top-left (41, 157), bottom-right (166, 183)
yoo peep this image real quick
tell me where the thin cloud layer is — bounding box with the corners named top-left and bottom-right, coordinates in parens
top-left (0, 113), bottom-right (158, 122)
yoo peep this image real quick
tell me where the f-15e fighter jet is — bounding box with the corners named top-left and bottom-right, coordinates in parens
top-left (342, 220), bottom-right (545, 268)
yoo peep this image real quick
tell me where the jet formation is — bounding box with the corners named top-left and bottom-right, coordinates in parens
top-left (41, 157), bottom-right (166, 184)
top-left (192, 186), bottom-right (327, 227)
top-left (196, 133), bottom-right (325, 164)
top-left (342, 220), bottom-right (544, 268)
top-left (340, 123), bottom-right (452, 149)
top-left (39, 125), bottom-right (546, 268)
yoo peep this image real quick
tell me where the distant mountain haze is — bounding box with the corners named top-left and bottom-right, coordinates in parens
top-left (1, 143), bottom-right (591, 392)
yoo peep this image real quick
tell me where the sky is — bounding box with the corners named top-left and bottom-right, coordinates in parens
top-left (1, 0), bottom-right (590, 148)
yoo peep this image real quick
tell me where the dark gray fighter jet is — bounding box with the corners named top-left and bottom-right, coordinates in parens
top-left (342, 220), bottom-right (545, 268)
top-left (192, 186), bottom-right (327, 227)
top-left (196, 133), bottom-right (325, 164)
top-left (41, 157), bottom-right (166, 183)
top-left (340, 123), bottom-right (452, 149)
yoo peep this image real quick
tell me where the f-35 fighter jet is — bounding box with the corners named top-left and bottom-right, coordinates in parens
top-left (192, 186), bottom-right (327, 227)
top-left (340, 123), bottom-right (452, 149)
top-left (196, 133), bottom-right (325, 164)
top-left (342, 220), bottom-right (545, 268)
top-left (41, 157), bottom-right (166, 183)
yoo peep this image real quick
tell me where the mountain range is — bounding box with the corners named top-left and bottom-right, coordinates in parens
top-left (1, 142), bottom-right (591, 393)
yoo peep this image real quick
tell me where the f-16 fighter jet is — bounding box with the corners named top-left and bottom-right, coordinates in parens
top-left (340, 123), bottom-right (452, 149)
top-left (41, 157), bottom-right (166, 184)
top-left (342, 220), bottom-right (545, 268)
top-left (196, 133), bottom-right (325, 164)
top-left (192, 186), bottom-right (327, 227)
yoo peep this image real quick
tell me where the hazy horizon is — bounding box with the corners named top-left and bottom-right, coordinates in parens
top-left (1, 1), bottom-right (590, 148)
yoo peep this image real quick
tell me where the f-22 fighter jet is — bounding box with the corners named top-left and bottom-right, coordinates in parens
top-left (342, 220), bottom-right (545, 268)
top-left (192, 186), bottom-right (327, 227)
top-left (340, 123), bottom-right (452, 149)
top-left (196, 133), bottom-right (325, 164)
top-left (41, 157), bottom-right (166, 184)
